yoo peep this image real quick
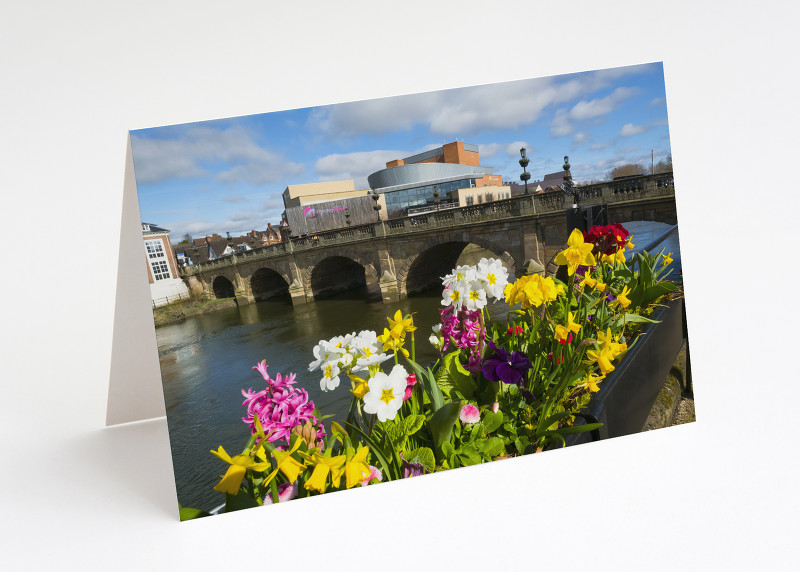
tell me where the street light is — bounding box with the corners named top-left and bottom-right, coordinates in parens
top-left (519, 147), bottom-right (531, 195)
top-left (371, 188), bottom-right (382, 221)
top-left (433, 185), bottom-right (440, 210)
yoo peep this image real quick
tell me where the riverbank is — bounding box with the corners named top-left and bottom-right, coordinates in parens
top-left (153, 297), bottom-right (237, 327)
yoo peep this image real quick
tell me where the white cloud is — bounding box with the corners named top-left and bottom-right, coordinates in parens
top-left (478, 141), bottom-right (528, 160)
top-left (568, 86), bottom-right (639, 121)
top-left (620, 123), bottom-right (647, 137)
top-left (573, 132), bottom-right (590, 144)
top-left (311, 64), bottom-right (657, 138)
top-left (314, 149), bottom-right (407, 187)
top-left (551, 86), bottom-right (639, 137)
top-left (131, 125), bottom-right (304, 185)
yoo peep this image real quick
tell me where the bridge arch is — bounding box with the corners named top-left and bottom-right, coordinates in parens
top-left (250, 267), bottom-right (290, 302)
top-left (307, 253), bottom-right (381, 301)
top-left (212, 275), bottom-right (236, 299)
top-left (399, 236), bottom-right (516, 298)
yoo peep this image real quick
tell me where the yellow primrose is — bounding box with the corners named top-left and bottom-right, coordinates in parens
top-left (662, 252), bottom-right (673, 266)
top-left (554, 229), bottom-right (596, 276)
top-left (210, 445), bottom-right (272, 495)
top-left (344, 445), bottom-right (371, 489)
top-left (301, 451), bottom-right (347, 493)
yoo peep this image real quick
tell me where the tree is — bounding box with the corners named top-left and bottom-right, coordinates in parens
top-left (609, 163), bottom-right (646, 179)
top-left (179, 233), bottom-right (193, 244)
top-left (654, 154), bottom-right (673, 174)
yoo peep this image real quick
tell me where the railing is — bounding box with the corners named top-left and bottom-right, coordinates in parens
top-left (181, 173), bottom-right (675, 276)
top-left (152, 293), bottom-right (189, 307)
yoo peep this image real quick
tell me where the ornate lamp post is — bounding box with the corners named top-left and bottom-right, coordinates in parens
top-left (563, 155), bottom-right (580, 208)
top-left (519, 147), bottom-right (531, 195)
top-left (371, 188), bottom-right (382, 221)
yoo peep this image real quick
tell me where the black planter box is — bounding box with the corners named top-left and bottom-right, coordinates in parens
top-left (564, 297), bottom-right (686, 446)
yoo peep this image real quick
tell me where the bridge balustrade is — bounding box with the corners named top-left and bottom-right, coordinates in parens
top-left (180, 172), bottom-right (674, 278)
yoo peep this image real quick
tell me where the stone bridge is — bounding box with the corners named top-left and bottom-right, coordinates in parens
top-left (180, 173), bottom-right (676, 306)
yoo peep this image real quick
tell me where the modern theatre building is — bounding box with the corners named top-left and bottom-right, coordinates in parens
top-left (367, 141), bottom-right (505, 218)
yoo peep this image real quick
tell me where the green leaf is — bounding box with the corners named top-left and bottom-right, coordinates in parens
top-left (403, 414), bottom-right (426, 436)
top-left (429, 400), bottom-right (462, 454)
top-left (456, 444), bottom-right (482, 466)
top-left (406, 358), bottom-right (445, 411)
top-left (476, 436), bottom-right (504, 457)
top-left (481, 410), bottom-right (503, 433)
top-left (404, 446), bottom-right (436, 473)
top-left (178, 505), bottom-right (211, 521)
top-left (225, 489), bottom-right (261, 513)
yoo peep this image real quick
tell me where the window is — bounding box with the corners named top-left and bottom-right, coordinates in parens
top-left (151, 260), bottom-right (171, 280)
top-left (145, 239), bottom-right (166, 260)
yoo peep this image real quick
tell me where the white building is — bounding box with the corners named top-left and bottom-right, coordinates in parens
top-left (142, 223), bottom-right (190, 307)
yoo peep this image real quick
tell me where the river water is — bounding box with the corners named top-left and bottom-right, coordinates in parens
top-left (157, 223), bottom-right (682, 512)
top-left (157, 289), bottom-right (454, 512)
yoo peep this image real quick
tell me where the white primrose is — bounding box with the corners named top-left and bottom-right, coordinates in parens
top-left (362, 364), bottom-right (409, 422)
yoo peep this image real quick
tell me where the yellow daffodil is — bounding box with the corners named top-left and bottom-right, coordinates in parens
top-left (210, 445), bottom-right (272, 495)
top-left (594, 280), bottom-right (607, 293)
top-left (554, 229), bottom-right (596, 276)
top-left (262, 439), bottom-right (306, 488)
top-left (579, 273), bottom-right (597, 290)
top-left (377, 327), bottom-right (409, 358)
top-left (612, 285), bottom-right (631, 309)
top-left (555, 312), bottom-right (581, 343)
top-left (567, 312), bottom-right (581, 334)
top-left (344, 445), bottom-right (371, 489)
top-left (615, 248), bottom-right (626, 264)
top-left (583, 373), bottom-right (605, 392)
top-left (300, 451), bottom-right (346, 493)
top-left (586, 345), bottom-right (616, 376)
top-left (626, 237), bottom-right (635, 250)
top-left (349, 374), bottom-right (370, 399)
top-left (387, 310), bottom-right (416, 338)
top-left (596, 328), bottom-right (627, 358)
top-left (662, 252), bottom-right (673, 266)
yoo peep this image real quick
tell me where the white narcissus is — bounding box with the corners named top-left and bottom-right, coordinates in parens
top-left (363, 364), bottom-right (409, 422)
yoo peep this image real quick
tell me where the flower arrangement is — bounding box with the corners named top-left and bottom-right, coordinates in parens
top-left (181, 223), bottom-right (680, 519)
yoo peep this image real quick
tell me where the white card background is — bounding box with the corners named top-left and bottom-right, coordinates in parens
top-left (2, 1), bottom-right (797, 569)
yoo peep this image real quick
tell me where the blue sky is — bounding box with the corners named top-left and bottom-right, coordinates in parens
top-left (131, 62), bottom-right (671, 241)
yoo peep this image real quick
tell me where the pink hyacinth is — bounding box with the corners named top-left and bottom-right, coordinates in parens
top-left (459, 403), bottom-right (480, 424)
top-left (242, 361), bottom-right (325, 445)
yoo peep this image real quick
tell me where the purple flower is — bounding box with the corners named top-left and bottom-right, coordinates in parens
top-left (481, 341), bottom-right (532, 386)
top-left (400, 454), bottom-right (426, 478)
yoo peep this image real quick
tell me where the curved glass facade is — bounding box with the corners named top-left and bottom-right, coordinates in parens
top-left (384, 178), bottom-right (475, 218)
